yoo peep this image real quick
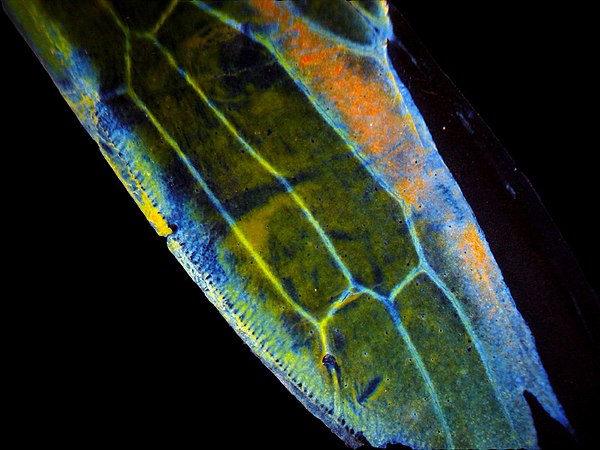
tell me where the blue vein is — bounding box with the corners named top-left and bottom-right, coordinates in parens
top-left (346, 0), bottom-right (393, 42)
top-left (380, 40), bottom-right (517, 434)
top-left (384, 299), bottom-right (454, 447)
top-left (422, 263), bottom-right (517, 434)
top-left (192, 0), bottom-right (244, 33)
top-left (388, 266), bottom-right (424, 300)
top-left (348, 1), bottom-right (389, 28)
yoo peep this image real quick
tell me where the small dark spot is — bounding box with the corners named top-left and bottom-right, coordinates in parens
top-left (168, 223), bottom-right (178, 233)
top-left (467, 346), bottom-right (472, 352)
top-left (267, 128), bottom-right (272, 136)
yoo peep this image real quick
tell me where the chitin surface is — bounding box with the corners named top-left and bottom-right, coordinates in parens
top-left (3, 1), bottom-right (571, 448)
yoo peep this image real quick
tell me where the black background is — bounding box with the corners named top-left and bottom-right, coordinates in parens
top-left (3, 2), bottom-right (597, 448)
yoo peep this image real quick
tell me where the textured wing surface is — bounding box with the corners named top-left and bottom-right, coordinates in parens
top-left (3, 0), bottom-right (569, 448)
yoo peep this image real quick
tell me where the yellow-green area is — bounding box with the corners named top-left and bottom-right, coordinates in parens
top-left (324, 294), bottom-right (445, 448)
top-left (394, 273), bottom-right (516, 447)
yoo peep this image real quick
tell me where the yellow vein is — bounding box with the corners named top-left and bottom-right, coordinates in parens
top-left (324, 286), bottom-right (363, 318)
top-left (129, 88), bottom-right (318, 328)
top-left (149, 37), bottom-right (355, 284)
top-left (148, 0), bottom-right (180, 36)
top-left (98, 0), bottom-right (127, 33)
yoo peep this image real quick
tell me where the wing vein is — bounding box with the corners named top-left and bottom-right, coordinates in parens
top-left (149, 37), bottom-right (356, 285)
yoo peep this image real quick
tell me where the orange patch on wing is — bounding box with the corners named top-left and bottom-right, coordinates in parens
top-left (249, 0), bottom-right (426, 207)
top-left (455, 223), bottom-right (498, 298)
top-left (460, 223), bottom-right (490, 269)
top-left (396, 175), bottom-right (426, 208)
